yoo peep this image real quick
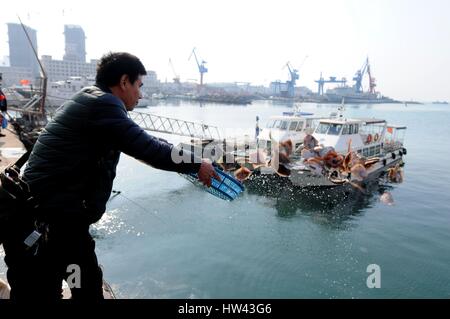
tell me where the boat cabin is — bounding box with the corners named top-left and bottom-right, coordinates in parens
top-left (313, 118), bottom-right (389, 156)
top-left (258, 112), bottom-right (319, 150)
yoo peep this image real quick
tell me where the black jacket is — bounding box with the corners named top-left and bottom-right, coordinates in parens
top-left (23, 86), bottom-right (201, 224)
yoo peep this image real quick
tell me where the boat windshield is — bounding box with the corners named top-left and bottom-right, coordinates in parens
top-left (289, 122), bottom-right (298, 131)
top-left (267, 120), bottom-right (281, 128)
top-left (273, 120), bottom-right (282, 129)
top-left (328, 124), bottom-right (342, 135)
top-left (266, 120), bottom-right (294, 131)
top-left (315, 123), bottom-right (343, 135)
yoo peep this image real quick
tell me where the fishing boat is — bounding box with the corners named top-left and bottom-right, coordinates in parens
top-left (253, 115), bottom-right (407, 188)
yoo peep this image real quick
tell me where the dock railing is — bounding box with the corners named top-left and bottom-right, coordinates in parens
top-left (129, 111), bottom-right (221, 140)
top-left (10, 106), bottom-right (221, 141)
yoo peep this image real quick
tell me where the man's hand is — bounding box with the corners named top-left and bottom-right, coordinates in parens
top-left (197, 160), bottom-right (221, 187)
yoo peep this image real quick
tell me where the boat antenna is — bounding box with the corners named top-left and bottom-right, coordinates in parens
top-left (17, 15), bottom-right (47, 116)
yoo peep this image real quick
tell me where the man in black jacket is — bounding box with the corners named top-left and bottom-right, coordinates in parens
top-left (2, 52), bottom-right (218, 300)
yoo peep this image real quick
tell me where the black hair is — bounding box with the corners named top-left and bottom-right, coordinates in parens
top-left (95, 52), bottom-right (147, 87)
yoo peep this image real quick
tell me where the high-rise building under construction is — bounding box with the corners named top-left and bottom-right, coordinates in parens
top-left (63, 25), bottom-right (86, 63)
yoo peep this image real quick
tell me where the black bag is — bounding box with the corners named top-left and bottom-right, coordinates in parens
top-left (0, 151), bottom-right (34, 245)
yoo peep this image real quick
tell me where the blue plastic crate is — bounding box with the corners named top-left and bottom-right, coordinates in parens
top-left (182, 167), bottom-right (245, 201)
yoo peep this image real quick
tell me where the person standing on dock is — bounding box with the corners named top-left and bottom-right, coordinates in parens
top-left (0, 89), bottom-right (7, 137)
top-left (2, 52), bottom-right (219, 300)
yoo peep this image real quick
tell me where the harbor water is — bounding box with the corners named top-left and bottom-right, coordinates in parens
top-left (2, 100), bottom-right (450, 298)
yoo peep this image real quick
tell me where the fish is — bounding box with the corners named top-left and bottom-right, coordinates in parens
top-left (305, 158), bottom-right (323, 175)
top-left (234, 166), bottom-right (252, 181)
top-left (280, 139), bottom-right (293, 157)
top-left (268, 132), bottom-right (291, 176)
top-left (380, 191), bottom-right (395, 205)
top-left (341, 139), bottom-right (357, 172)
top-left (363, 157), bottom-right (381, 169)
top-left (387, 165), bottom-right (404, 183)
top-left (218, 161), bottom-right (239, 172)
top-left (271, 136), bottom-right (292, 164)
top-left (323, 151), bottom-right (344, 168)
top-left (350, 163), bottom-right (368, 181)
top-left (327, 175), bottom-right (365, 193)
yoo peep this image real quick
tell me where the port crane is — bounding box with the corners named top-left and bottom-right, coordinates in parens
top-left (314, 73), bottom-right (347, 95)
top-left (284, 56), bottom-right (309, 98)
top-left (366, 59), bottom-right (376, 94)
top-left (168, 58), bottom-right (180, 84)
top-left (353, 57), bottom-right (376, 93)
top-left (285, 62), bottom-right (299, 98)
top-left (352, 58), bottom-right (368, 93)
top-left (188, 47), bottom-right (208, 86)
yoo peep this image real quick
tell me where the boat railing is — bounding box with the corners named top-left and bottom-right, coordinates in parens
top-left (383, 140), bottom-right (404, 152)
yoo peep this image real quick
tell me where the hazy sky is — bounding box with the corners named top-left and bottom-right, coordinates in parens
top-left (1, 0), bottom-right (449, 101)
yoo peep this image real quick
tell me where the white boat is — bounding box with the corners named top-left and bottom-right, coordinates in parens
top-left (46, 76), bottom-right (95, 107)
top-left (177, 105), bottom-right (406, 191)
top-left (257, 109), bottom-right (322, 151)
top-left (281, 116), bottom-right (407, 187)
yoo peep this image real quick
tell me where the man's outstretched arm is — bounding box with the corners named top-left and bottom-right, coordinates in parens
top-left (92, 104), bottom-right (219, 185)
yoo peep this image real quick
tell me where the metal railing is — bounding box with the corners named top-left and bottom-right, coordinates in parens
top-left (10, 104), bottom-right (221, 141)
top-left (129, 111), bottom-right (221, 140)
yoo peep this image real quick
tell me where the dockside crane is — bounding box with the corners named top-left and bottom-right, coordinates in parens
top-left (188, 47), bottom-right (208, 86)
top-left (168, 58), bottom-right (180, 84)
top-left (366, 59), bottom-right (377, 94)
top-left (284, 56), bottom-right (308, 98)
top-left (352, 57), bottom-right (377, 93)
top-left (315, 73), bottom-right (347, 95)
top-left (353, 58), bottom-right (369, 93)
top-left (285, 61), bottom-right (299, 98)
